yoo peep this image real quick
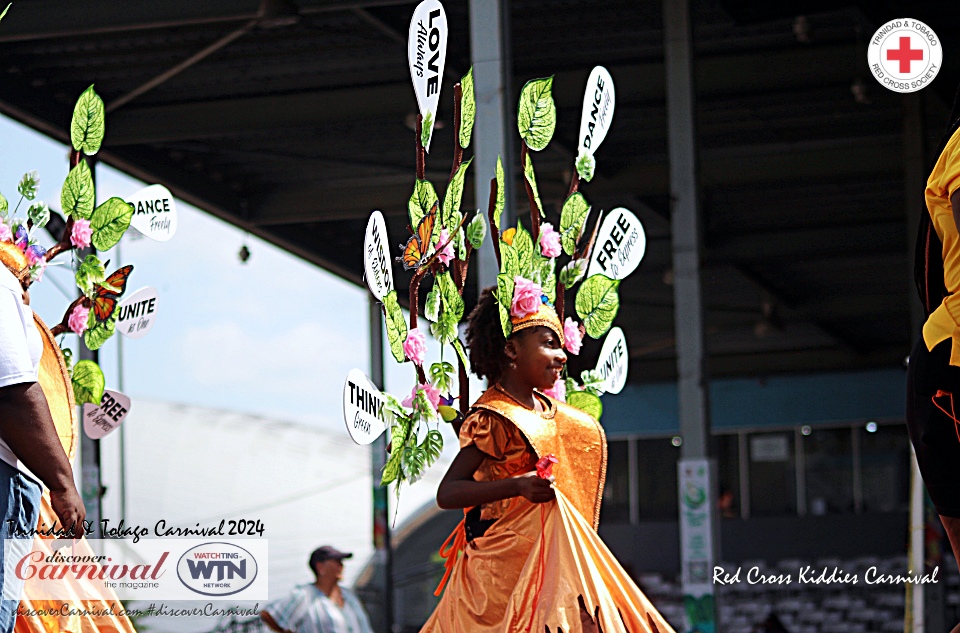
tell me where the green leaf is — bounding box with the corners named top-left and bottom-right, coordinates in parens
top-left (537, 255), bottom-right (556, 303)
top-left (430, 311), bottom-right (458, 345)
top-left (382, 417), bottom-right (412, 485)
top-left (442, 158), bottom-right (472, 228)
top-left (429, 361), bottom-right (456, 395)
top-left (421, 111), bottom-right (434, 150)
top-left (452, 339), bottom-right (469, 372)
top-left (513, 224), bottom-right (535, 278)
top-left (467, 213), bottom-right (486, 249)
top-left (27, 202), bottom-right (50, 229)
top-left (459, 68), bottom-right (475, 149)
top-left (401, 445), bottom-right (427, 484)
top-left (408, 179), bottom-right (439, 233)
top-left (61, 161), bottom-right (95, 220)
top-left (517, 76), bottom-right (556, 151)
top-left (0, 193), bottom-right (7, 218)
top-left (90, 197), bottom-right (133, 251)
top-left (436, 272), bottom-right (464, 322)
top-left (523, 153), bottom-right (544, 218)
top-left (84, 316), bottom-right (116, 351)
top-left (75, 254), bottom-right (106, 297)
top-left (567, 390), bottom-right (603, 419)
top-left (425, 280), bottom-right (441, 322)
top-left (496, 273), bottom-right (514, 338)
top-left (71, 360), bottom-right (105, 406)
top-left (575, 274), bottom-right (620, 339)
top-left (494, 156), bottom-right (505, 230)
top-left (454, 227), bottom-right (467, 259)
top-left (0, 4), bottom-right (11, 22)
top-left (18, 171), bottom-right (39, 201)
top-left (500, 238), bottom-right (519, 277)
top-left (576, 152), bottom-right (596, 182)
top-left (422, 429), bottom-right (444, 465)
top-left (498, 302), bottom-right (512, 339)
top-left (382, 290), bottom-right (408, 363)
top-left (559, 258), bottom-right (588, 289)
top-left (71, 85), bottom-right (106, 156)
top-left (560, 193), bottom-right (590, 257)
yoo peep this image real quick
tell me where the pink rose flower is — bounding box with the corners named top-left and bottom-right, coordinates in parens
top-left (563, 317), bottom-right (584, 355)
top-left (402, 382), bottom-right (442, 413)
top-left (543, 379), bottom-right (566, 402)
top-left (0, 223), bottom-right (11, 242)
top-left (70, 218), bottom-right (93, 249)
top-left (511, 276), bottom-right (543, 319)
top-left (403, 327), bottom-right (428, 366)
top-left (539, 223), bottom-right (562, 258)
top-left (68, 304), bottom-right (90, 335)
top-left (436, 228), bottom-right (455, 266)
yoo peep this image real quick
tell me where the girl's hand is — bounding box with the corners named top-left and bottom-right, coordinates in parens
top-left (513, 471), bottom-right (556, 503)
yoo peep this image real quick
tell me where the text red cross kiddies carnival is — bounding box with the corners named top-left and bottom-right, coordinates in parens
top-left (887, 36), bottom-right (924, 73)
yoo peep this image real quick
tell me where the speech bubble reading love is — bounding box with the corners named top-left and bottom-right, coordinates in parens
top-left (364, 211), bottom-right (395, 300)
top-left (128, 184), bottom-right (177, 241)
top-left (578, 66), bottom-right (615, 162)
top-left (82, 390), bottom-right (131, 440)
top-left (586, 207), bottom-right (646, 281)
top-left (117, 286), bottom-right (158, 339)
top-left (595, 326), bottom-right (628, 395)
top-left (408, 0), bottom-right (447, 153)
top-left (343, 369), bottom-right (388, 445)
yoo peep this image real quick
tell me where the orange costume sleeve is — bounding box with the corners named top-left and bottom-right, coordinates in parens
top-left (421, 386), bottom-right (675, 633)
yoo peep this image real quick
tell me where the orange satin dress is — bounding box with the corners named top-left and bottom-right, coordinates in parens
top-left (420, 386), bottom-right (674, 633)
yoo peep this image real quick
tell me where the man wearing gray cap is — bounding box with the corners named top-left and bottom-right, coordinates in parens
top-left (261, 546), bottom-right (373, 633)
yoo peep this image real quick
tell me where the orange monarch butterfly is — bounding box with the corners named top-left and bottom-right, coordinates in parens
top-left (90, 264), bottom-right (134, 323)
top-left (399, 201), bottom-right (437, 271)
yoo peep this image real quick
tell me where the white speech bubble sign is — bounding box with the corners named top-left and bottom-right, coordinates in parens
top-left (344, 369), bottom-right (388, 445)
top-left (117, 286), bottom-right (159, 339)
top-left (128, 184), bottom-right (177, 241)
top-left (586, 207), bottom-right (646, 281)
top-left (578, 66), bottom-right (615, 160)
top-left (82, 390), bottom-right (131, 440)
top-left (408, 0), bottom-right (447, 152)
top-left (364, 211), bottom-right (395, 301)
top-left (595, 327), bottom-right (628, 395)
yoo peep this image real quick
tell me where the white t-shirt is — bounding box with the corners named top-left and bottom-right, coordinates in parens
top-left (0, 265), bottom-right (43, 474)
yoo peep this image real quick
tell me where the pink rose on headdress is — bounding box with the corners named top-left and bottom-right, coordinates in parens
top-left (71, 218), bottom-right (93, 249)
top-left (68, 304), bottom-right (90, 335)
top-left (0, 223), bottom-right (11, 243)
top-left (436, 228), bottom-right (455, 266)
top-left (539, 223), bottom-right (562, 258)
top-left (563, 317), bottom-right (584, 355)
top-left (402, 382), bottom-right (441, 413)
top-left (25, 244), bottom-right (46, 266)
top-left (543, 378), bottom-right (566, 402)
top-left (403, 327), bottom-right (428, 366)
top-left (511, 276), bottom-right (543, 319)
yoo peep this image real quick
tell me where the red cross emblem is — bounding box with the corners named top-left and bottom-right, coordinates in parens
top-left (887, 36), bottom-right (924, 73)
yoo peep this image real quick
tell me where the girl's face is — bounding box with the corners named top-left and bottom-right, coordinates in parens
top-left (506, 326), bottom-right (567, 391)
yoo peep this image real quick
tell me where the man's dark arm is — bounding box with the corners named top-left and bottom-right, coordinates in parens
top-left (0, 382), bottom-right (85, 536)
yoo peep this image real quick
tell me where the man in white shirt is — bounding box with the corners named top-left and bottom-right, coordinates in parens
top-left (0, 262), bottom-right (86, 633)
top-left (261, 546), bottom-right (374, 633)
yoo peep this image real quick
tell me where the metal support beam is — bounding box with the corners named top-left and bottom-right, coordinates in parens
top-left (469, 0), bottom-right (514, 293)
top-left (664, 0), bottom-right (717, 630)
top-left (368, 296), bottom-right (393, 633)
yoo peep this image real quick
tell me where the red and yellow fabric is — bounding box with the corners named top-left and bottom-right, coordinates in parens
top-left (421, 386), bottom-right (674, 633)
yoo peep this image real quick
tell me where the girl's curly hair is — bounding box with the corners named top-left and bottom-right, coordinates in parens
top-left (466, 286), bottom-right (510, 384)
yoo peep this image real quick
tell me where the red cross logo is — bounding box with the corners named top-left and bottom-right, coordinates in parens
top-left (887, 36), bottom-right (924, 73)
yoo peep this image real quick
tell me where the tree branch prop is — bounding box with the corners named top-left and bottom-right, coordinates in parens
top-left (487, 178), bottom-right (501, 269)
top-left (415, 115), bottom-right (425, 180)
top-left (449, 84), bottom-right (463, 181)
top-left (49, 295), bottom-right (87, 337)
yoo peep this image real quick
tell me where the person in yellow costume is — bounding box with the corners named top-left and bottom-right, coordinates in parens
top-left (1, 242), bottom-right (135, 633)
top-left (420, 287), bottom-right (674, 633)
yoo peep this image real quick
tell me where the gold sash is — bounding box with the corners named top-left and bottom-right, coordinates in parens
top-left (471, 386), bottom-right (607, 530)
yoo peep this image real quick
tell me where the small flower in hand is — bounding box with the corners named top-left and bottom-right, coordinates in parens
top-left (536, 454), bottom-right (559, 479)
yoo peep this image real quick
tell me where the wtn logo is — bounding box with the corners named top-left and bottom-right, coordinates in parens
top-left (177, 543), bottom-right (259, 597)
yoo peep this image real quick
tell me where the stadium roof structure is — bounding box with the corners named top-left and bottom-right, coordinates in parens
top-left (1, 0), bottom-right (957, 382)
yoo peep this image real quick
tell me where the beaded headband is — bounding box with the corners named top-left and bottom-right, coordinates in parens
top-left (510, 300), bottom-right (564, 345)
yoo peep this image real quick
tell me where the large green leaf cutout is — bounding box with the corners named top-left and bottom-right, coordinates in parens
top-left (422, 429), bottom-right (444, 465)
top-left (382, 290), bottom-right (408, 363)
top-left (61, 161), bottom-right (95, 220)
top-left (517, 76), bottom-right (556, 151)
top-left (512, 224), bottom-right (535, 278)
top-left (500, 239), bottom-right (519, 277)
top-left (84, 316), bottom-right (116, 351)
top-left (408, 179), bottom-right (438, 231)
top-left (453, 339), bottom-right (470, 372)
top-left (381, 417), bottom-right (411, 485)
top-left (494, 156), bottom-right (505, 230)
top-left (575, 274), bottom-right (620, 338)
top-left (425, 279), bottom-right (441, 321)
top-left (436, 272), bottom-right (464, 321)
top-left (90, 197), bottom-right (133, 251)
top-left (71, 360), bottom-right (105, 406)
top-left (0, 4), bottom-right (11, 22)
top-left (567, 390), bottom-right (603, 419)
top-left (443, 158), bottom-right (472, 228)
top-left (71, 85), bottom-right (105, 156)
top-left (560, 193), bottom-right (590, 256)
top-left (467, 213), bottom-right (486, 249)
top-left (537, 255), bottom-right (556, 303)
top-left (459, 68), bottom-right (475, 149)
top-left (496, 274), bottom-right (515, 339)
top-left (523, 153), bottom-right (544, 218)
